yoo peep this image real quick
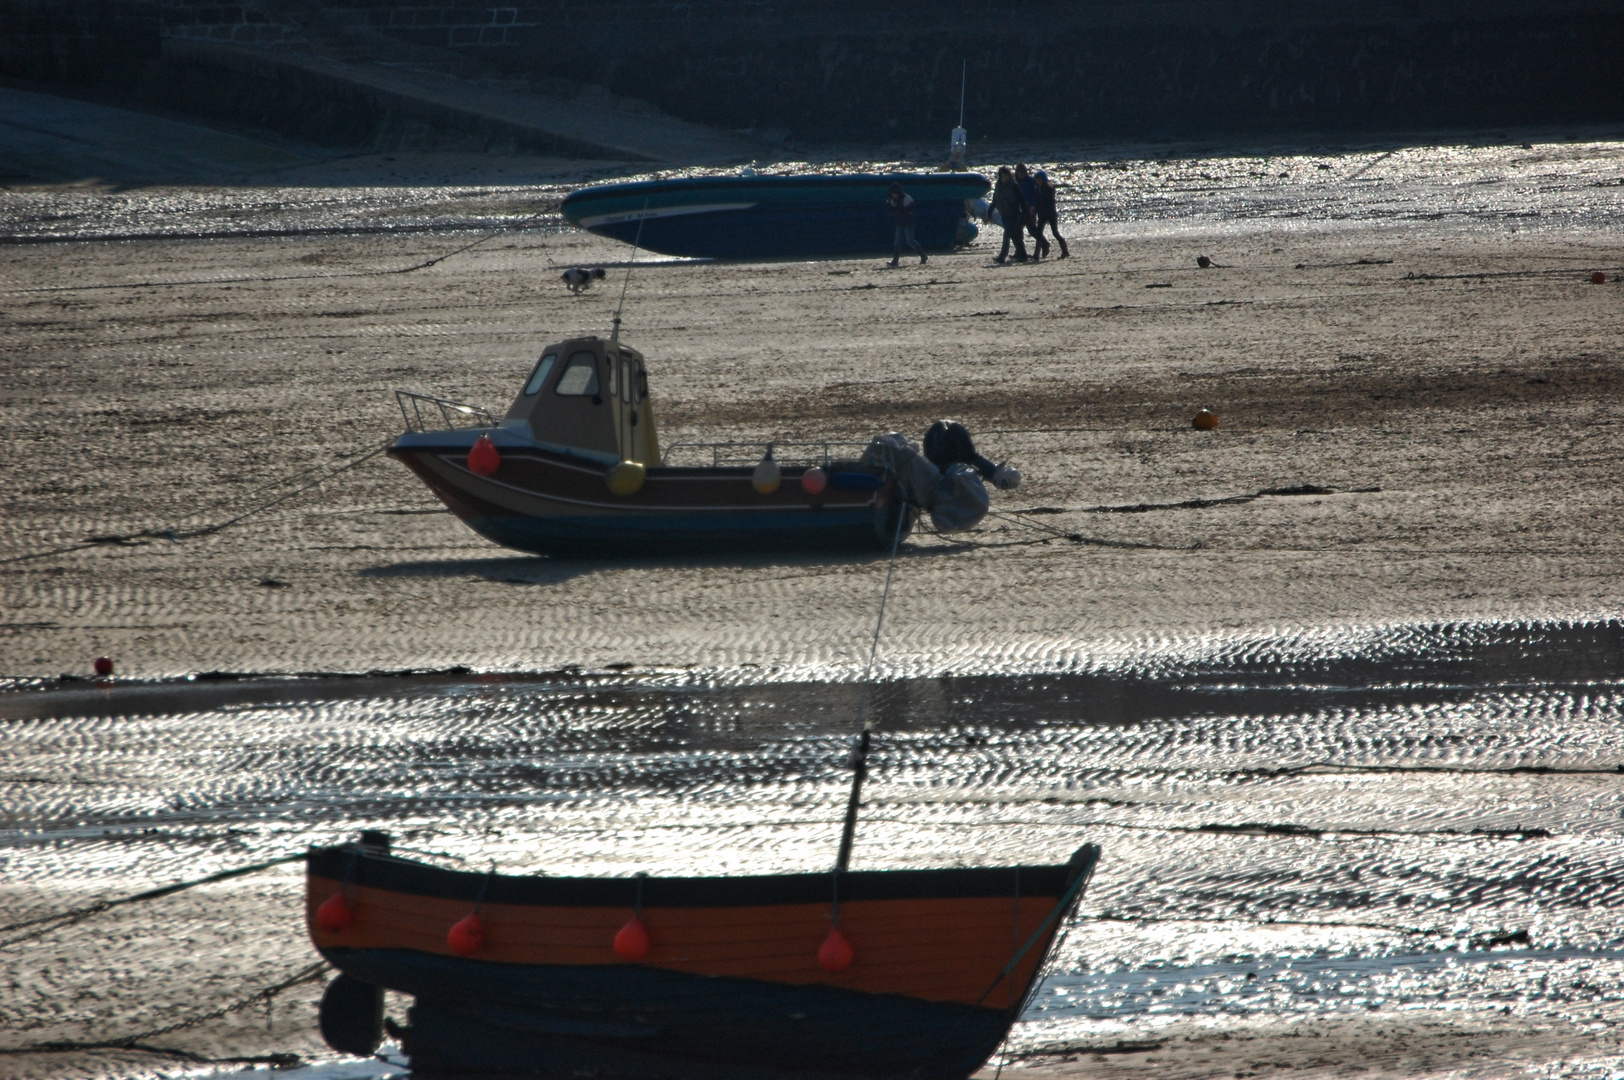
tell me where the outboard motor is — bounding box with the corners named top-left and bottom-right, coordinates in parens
top-left (931, 464), bottom-right (990, 532)
top-left (320, 975), bottom-right (384, 1056)
top-left (923, 421), bottom-right (1021, 491)
top-left (860, 432), bottom-right (995, 534)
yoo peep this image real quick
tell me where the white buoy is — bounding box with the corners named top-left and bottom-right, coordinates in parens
top-left (752, 446), bottom-right (781, 495)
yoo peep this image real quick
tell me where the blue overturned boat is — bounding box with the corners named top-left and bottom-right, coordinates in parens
top-left (561, 173), bottom-right (990, 260)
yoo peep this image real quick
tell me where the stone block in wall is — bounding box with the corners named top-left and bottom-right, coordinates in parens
top-left (0, 0), bottom-right (162, 83)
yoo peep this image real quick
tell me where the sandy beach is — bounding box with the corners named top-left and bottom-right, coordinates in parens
top-left (4, 143), bottom-right (1624, 682)
top-left (4, 137), bottom-right (1624, 1079)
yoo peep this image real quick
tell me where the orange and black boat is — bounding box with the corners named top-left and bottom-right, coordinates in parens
top-left (306, 836), bottom-right (1100, 1079)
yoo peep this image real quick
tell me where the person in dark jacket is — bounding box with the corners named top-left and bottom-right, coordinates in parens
top-left (886, 182), bottom-right (926, 266)
top-left (1032, 169), bottom-right (1069, 259)
top-left (989, 166), bottom-right (1028, 263)
top-left (1014, 163), bottom-right (1047, 258)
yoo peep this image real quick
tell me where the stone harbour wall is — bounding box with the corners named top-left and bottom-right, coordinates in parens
top-left (5, 0), bottom-right (1623, 142)
top-left (0, 0), bottom-right (160, 83)
top-left (160, 2), bottom-right (308, 45)
top-left (353, 0), bottom-right (1624, 140)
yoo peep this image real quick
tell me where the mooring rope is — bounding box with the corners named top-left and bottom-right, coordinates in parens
top-left (0, 440), bottom-right (393, 566)
top-left (0, 960), bottom-right (330, 1058)
top-left (5, 211), bottom-right (566, 295)
top-left (982, 506), bottom-right (1195, 550)
top-left (0, 853), bottom-right (307, 948)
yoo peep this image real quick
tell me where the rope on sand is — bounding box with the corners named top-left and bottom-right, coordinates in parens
top-left (0, 960), bottom-right (329, 1061)
top-left (0, 852), bottom-right (307, 948)
top-left (0, 440), bottom-right (394, 566)
top-left (981, 507), bottom-right (1196, 550)
top-left (5, 212), bottom-right (565, 295)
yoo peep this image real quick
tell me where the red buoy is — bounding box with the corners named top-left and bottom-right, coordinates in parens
top-left (467, 435), bottom-right (500, 477)
top-left (316, 891), bottom-right (353, 933)
top-left (448, 912), bottom-right (485, 956)
top-left (1592, 271), bottom-right (1607, 285)
top-left (818, 926), bottom-right (854, 973)
top-left (93, 656), bottom-right (114, 677)
top-left (614, 916), bottom-right (651, 961)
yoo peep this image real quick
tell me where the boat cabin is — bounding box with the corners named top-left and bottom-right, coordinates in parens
top-left (500, 337), bottom-right (660, 464)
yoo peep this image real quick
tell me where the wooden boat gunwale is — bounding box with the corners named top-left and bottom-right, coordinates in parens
top-left (307, 843), bottom-right (1089, 908)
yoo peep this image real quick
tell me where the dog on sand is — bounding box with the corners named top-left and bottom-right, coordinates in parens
top-left (562, 267), bottom-right (608, 293)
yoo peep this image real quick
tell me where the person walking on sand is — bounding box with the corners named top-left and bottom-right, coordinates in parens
top-left (886, 182), bottom-right (927, 266)
top-left (1032, 169), bottom-right (1069, 259)
top-left (1014, 164), bottom-right (1048, 258)
top-left (989, 166), bottom-right (1029, 263)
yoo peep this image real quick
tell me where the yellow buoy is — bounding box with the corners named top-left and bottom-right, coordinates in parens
top-left (606, 460), bottom-right (647, 496)
top-left (1192, 409), bottom-right (1220, 430)
top-left (751, 448), bottom-right (781, 495)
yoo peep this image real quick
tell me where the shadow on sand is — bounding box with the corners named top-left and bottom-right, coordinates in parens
top-left (356, 541), bottom-right (962, 586)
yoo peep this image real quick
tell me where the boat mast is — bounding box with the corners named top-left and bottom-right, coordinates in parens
top-left (610, 202), bottom-right (649, 461)
top-left (834, 509), bottom-right (907, 872)
top-left (610, 199), bottom-right (649, 346)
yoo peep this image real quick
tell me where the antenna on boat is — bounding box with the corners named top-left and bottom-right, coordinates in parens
top-left (959, 59), bottom-right (966, 129)
top-left (947, 60), bottom-right (969, 172)
top-left (610, 199), bottom-right (650, 344)
top-left (834, 508), bottom-right (908, 873)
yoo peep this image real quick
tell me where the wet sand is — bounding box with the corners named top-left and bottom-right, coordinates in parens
top-left (7, 628), bottom-right (1624, 1080)
top-left (3, 168), bottom-right (1623, 682)
top-left (3, 141), bottom-right (1624, 1079)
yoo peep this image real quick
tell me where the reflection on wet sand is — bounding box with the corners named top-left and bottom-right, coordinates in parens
top-left (3, 620), bottom-right (1623, 1077)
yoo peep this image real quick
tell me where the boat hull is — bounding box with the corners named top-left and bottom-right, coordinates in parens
top-left (336, 949), bottom-right (1013, 1080)
top-left (560, 174), bottom-right (991, 260)
top-left (390, 430), bottom-right (912, 557)
top-left (307, 844), bottom-right (1100, 1080)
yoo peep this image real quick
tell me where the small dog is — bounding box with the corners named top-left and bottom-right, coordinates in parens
top-left (561, 267), bottom-right (607, 293)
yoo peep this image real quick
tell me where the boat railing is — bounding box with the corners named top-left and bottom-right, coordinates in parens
top-left (395, 390), bottom-right (497, 433)
top-left (660, 440), bottom-right (871, 469)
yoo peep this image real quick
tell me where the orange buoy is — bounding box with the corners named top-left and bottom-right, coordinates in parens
top-left (467, 435), bottom-right (500, 477)
top-left (447, 912), bottom-right (485, 956)
top-left (93, 656), bottom-right (114, 677)
top-left (818, 926), bottom-right (854, 973)
top-left (614, 916), bottom-right (651, 961)
top-left (1192, 409), bottom-right (1220, 430)
top-left (1592, 271), bottom-right (1607, 284)
top-left (801, 466), bottom-right (828, 495)
top-left (316, 892), bottom-right (353, 933)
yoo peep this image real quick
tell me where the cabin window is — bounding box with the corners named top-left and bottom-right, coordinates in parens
top-left (523, 354), bottom-right (557, 396)
top-left (635, 368), bottom-right (648, 402)
top-left (604, 352), bottom-right (617, 396)
top-left (555, 351), bottom-right (600, 396)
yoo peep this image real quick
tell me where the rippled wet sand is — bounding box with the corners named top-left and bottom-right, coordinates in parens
top-left (4, 620), bottom-right (1624, 1077)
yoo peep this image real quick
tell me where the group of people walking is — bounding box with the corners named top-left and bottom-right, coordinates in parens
top-left (885, 164), bottom-right (1069, 266)
top-left (988, 163), bottom-right (1068, 263)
